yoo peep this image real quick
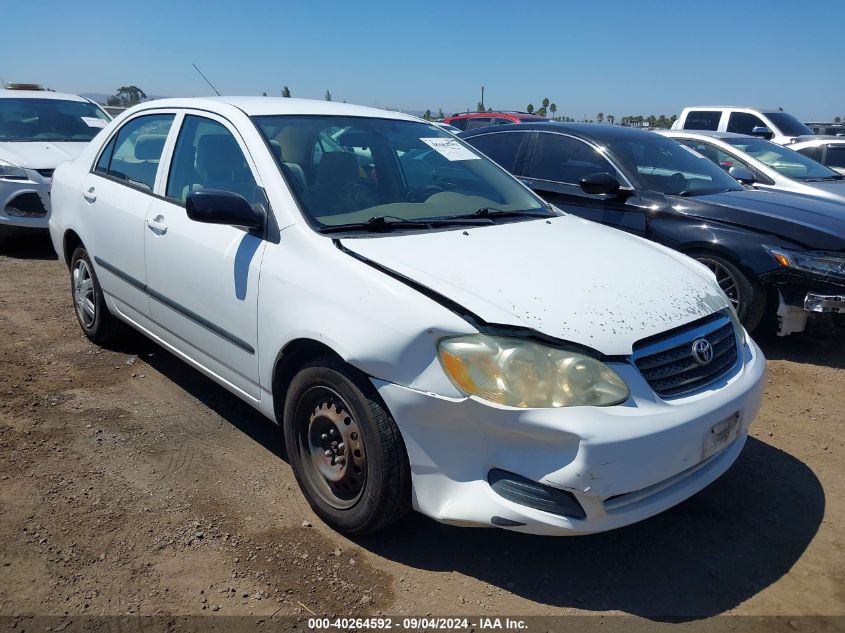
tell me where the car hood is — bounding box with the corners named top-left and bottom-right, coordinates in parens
top-left (678, 189), bottom-right (845, 251)
top-left (0, 142), bottom-right (89, 170)
top-left (340, 215), bottom-right (729, 356)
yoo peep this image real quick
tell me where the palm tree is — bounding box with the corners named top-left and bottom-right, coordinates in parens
top-left (597, 112), bottom-right (604, 124)
top-left (527, 104), bottom-right (534, 114)
top-left (550, 103), bottom-right (557, 120)
top-left (607, 114), bottom-right (615, 125)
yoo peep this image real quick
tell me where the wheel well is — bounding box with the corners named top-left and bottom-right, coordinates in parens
top-left (271, 339), bottom-right (344, 425)
top-left (63, 230), bottom-right (83, 267)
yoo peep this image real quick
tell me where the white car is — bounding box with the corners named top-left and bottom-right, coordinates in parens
top-left (660, 130), bottom-right (845, 204)
top-left (671, 106), bottom-right (814, 146)
top-left (48, 97), bottom-right (766, 536)
top-left (788, 137), bottom-right (845, 176)
top-left (0, 88), bottom-right (110, 248)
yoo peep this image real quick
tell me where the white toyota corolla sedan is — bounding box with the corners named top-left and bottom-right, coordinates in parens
top-left (48, 97), bottom-right (766, 535)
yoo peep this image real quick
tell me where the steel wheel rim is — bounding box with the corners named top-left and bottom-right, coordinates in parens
top-left (295, 386), bottom-right (367, 510)
top-left (698, 257), bottom-right (742, 312)
top-left (72, 259), bottom-right (96, 328)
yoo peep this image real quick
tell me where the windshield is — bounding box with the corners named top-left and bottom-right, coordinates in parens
top-left (606, 134), bottom-right (743, 196)
top-left (252, 115), bottom-right (549, 231)
top-left (0, 98), bottom-right (110, 142)
top-left (724, 137), bottom-right (840, 180)
top-left (764, 112), bottom-right (813, 137)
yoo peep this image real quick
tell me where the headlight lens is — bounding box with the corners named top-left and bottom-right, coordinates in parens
top-left (438, 335), bottom-right (629, 408)
top-left (0, 159), bottom-right (28, 180)
top-left (764, 246), bottom-right (845, 281)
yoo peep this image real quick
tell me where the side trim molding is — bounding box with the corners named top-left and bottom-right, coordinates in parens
top-left (93, 256), bottom-right (255, 355)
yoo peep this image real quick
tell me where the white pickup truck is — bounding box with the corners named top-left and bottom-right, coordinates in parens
top-left (671, 106), bottom-right (814, 145)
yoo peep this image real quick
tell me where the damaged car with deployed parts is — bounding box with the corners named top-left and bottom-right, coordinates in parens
top-left (48, 97), bottom-right (765, 535)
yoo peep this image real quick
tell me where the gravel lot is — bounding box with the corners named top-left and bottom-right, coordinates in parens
top-left (1, 236), bottom-right (843, 625)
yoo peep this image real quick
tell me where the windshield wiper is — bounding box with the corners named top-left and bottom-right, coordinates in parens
top-left (317, 214), bottom-right (490, 234)
top-left (473, 207), bottom-right (555, 219)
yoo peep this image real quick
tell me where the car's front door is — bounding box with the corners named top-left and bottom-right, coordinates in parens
top-left (144, 112), bottom-right (267, 400)
top-left (521, 131), bottom-right (646, 235)
top-left (83, 112), bottom-right (175, 320)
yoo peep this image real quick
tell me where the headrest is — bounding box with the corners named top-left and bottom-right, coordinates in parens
top-left (196, 134), bottom-right (241, 173)
top-left (318, 152), bottom-right (359, 186)
top-left (269, 139), bottom-right (284, 164)
top-left (134, 134), bottom-right (167, 161)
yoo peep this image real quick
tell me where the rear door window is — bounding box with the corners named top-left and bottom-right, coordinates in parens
top-left (97, 114), bottom-right (174, 190)
top-left (465, 131), bottom-right (528, 173)
top-left (727, 112), bottom-right (767, 135)
top-left (683, 110), bottom-right (721, 131)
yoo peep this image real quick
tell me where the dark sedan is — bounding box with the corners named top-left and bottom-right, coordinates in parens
top-left (460, 122), bottom-right (845, 335)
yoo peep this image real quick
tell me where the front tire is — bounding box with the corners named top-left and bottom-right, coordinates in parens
top-left (283, 357), bottom-right (411, 535)
top-left (69, 247), bottom-right (123, 344)
top-left (691, 251), bottom-right (767, 332)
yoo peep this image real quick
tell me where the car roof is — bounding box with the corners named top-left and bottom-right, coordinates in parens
top-left (448, 112), bottom-right (548, 120)
top-left (681, 106), bottom-right (780, 113)
top-left (0, 89), bottom-right (92, 102)
top-left (129, 96), bottom-right (420, 122)
top-left (460, 121), bottom-right (661, 142)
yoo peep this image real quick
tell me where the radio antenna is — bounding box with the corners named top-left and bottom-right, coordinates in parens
top-left (192, 63), bottom-right (220, 96)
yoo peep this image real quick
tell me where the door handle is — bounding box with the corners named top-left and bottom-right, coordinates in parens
top-left (83, 187), bottom-right (96, 203)
top-left (146, 216), bottom-right (168, 235)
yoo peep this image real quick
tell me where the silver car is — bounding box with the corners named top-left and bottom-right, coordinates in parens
top-left (788, 137), bottom-right (845, 176)
top-left (660, 130), bottom-right (845, 205)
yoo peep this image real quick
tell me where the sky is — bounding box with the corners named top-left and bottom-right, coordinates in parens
top-left (1, 0), bottom-right (843, 120)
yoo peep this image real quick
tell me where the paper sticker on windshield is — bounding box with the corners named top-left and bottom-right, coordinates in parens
top-left (680, 144), bottom-right (708, 159)
top-left (421, 137), bottom-right (481, 161)
top-left (81, 117), bottom-right (107, 128)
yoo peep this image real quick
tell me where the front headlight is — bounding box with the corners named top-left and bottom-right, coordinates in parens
top-left (764, 246), bottom-right (845, 281)
top-left (438, 335), bottom-right (629, 408)
top-left (0, 159), bottom-right (28, 180)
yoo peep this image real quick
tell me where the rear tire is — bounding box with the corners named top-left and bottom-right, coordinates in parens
top-left (691, 251), bottom-right (767, 332)
top-left (69, 247), bottom-right (124, 344)
top-left (283, 357), bottom-right (411, 535)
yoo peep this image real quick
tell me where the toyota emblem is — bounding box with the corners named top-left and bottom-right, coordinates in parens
top-left (691, 338), bottom-right (714, 365)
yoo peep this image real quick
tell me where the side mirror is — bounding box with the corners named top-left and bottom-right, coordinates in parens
top-left (186, 190), bottom-right (264, 230)
top-left (579, 172), bottom-right (622, 196)
top-left (728, 165), bottom-right (756, 185)
top-left (751, 126), bottom-right (774, 140)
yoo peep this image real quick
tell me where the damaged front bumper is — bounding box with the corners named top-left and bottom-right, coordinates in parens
top-left (374, 337), bottom-right (766, 535)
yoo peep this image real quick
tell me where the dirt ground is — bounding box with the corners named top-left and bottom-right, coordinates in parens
top-left (1, 236), bottom-right (843, 626)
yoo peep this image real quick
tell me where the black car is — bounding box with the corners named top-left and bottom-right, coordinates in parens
top-left (460, 123), bottom-right (845, 335)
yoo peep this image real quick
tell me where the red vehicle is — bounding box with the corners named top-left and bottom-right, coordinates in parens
top-left (443, 111), bottom-right (549, 131)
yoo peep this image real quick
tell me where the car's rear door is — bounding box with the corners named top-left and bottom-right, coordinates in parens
top-left (521, 131), bottom-right (646, 235)
top-left (143, 111), bottom-right (267, 400)
top-left (82, 111), bottom-right (176, 320)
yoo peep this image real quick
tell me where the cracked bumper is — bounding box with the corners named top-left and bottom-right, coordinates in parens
top-left (375, 338), bottom-right (766, 535)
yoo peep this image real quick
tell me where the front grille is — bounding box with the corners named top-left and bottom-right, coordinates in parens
top-left (633, 314), bottom-right (738, 398)
top-left (36, 169), bottom-right (54, 179)
top-left (5, 192), bottom-right (48, 218)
